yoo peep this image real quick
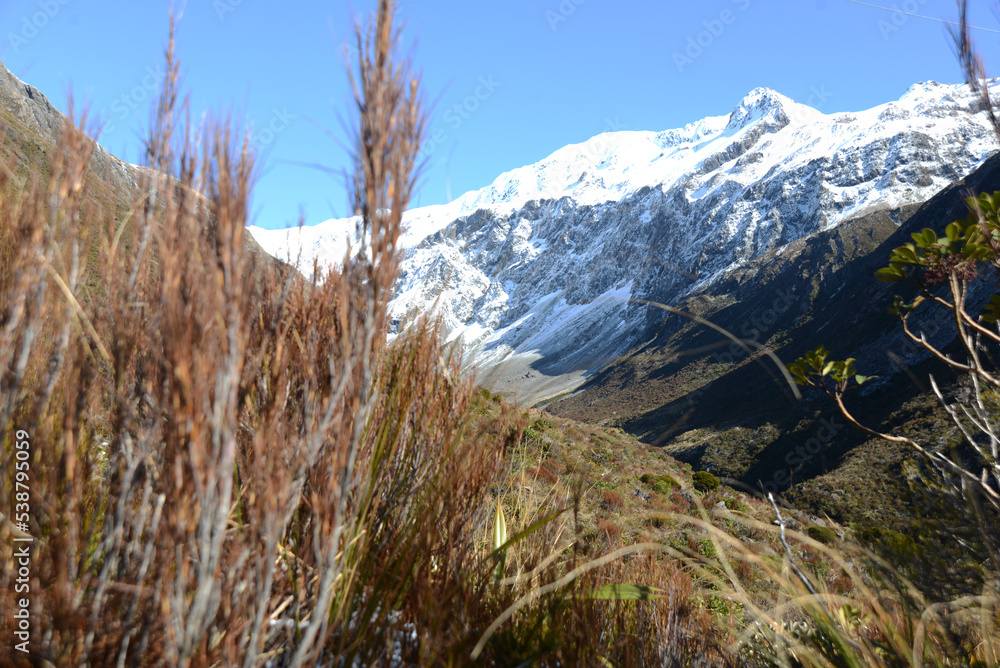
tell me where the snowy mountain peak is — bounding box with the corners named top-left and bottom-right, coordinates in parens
top-left (896, 79), bottom-right (1000, 113)
top-left (899, 80), bottom-right (964, 103)
top-left (725, 86), bottom-right (794, 131)
top-left (902, 80), bottom-right (945, 95)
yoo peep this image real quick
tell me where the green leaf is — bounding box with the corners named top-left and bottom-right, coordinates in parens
top-left (855, 374), bottom-right (873, 385)
top-left (788, 361), bottom-right (810, 386)
top-left (891, 245), bottom-right (920, 264)
top-left (586, 584), bottom-right (664, 600)
top-left (493, 508), bottom-right (566, 556)
top-left (493, 502), bottom-right (507, 552)
top-left (914, 228), bottom-right (937, 247)
top-left (875, 267), bottom-right (903, 283)
top-left (983, 294), bottom-right (1000, 323)
top-left (888, 294), bottom-right (923, 315)
top-left (965, 241), bottom-right (991, 261)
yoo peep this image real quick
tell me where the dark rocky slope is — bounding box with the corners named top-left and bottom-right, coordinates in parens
top-left (549, 149), bottom-right (1000, 523)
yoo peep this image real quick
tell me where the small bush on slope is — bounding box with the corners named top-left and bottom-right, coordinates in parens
top-left (693, 470), bottom-right (721, 493)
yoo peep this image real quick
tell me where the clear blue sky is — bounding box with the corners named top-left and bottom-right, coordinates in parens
top-left (3, 1), bottom-right (1000, 229)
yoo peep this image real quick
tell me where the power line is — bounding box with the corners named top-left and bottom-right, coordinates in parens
top-left (843, 0), bottom-right (1000, 34)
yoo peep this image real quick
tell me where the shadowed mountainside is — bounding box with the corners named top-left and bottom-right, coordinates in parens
top-left (548, 149), bottom-right (1000, 523)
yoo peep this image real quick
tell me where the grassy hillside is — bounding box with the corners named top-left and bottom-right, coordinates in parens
top-left (484, 392), bottom-right (998, 663)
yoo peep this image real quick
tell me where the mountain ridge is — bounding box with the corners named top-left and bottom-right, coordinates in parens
top-left (252, 80), bottom-right (1000, 404)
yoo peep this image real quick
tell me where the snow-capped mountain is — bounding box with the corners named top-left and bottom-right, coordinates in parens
top-left (249, 81), bottom-right (999, 403)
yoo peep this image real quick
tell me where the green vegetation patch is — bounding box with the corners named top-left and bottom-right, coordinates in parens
top-left (806, 525), bottom-right (837, 545)
top-left (640, 472), bottom-right (680, 495)
top-left (854, 525), bottom-right (917, 566)
top-left (692, 470), bottom-right (720, 493)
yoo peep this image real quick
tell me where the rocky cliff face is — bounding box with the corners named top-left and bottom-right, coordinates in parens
top-left (252, 81), bottom-right (1000, 403)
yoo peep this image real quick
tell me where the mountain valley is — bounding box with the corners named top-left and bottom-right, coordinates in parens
top-left (252, 80), bottom-right (1000, 522)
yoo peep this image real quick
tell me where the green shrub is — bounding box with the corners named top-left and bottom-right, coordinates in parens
top-left (723, 497), bottom-right (747, 512)
top-left (529, 416), bottom-right (555, 433)
top-left (640, 473), bottom-right (680, 495)
top-left (692, 470), bottom-right (720, 493)
top-left (856, 525), bottom-right (917, 565)
top-left (806, 525), bottom-right (838, 545)
top-left (697, 538), bottom-right (717, 558)
top-left (705, 594), bottom-right (729, 616)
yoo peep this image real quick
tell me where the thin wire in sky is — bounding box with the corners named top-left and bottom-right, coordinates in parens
top-left (843, 0), bottom-right (1000, 34)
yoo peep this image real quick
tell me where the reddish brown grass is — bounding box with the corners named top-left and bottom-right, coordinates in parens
top-left (527, 466), bottom-right (559, 484)
top-left (601, 489), bottom-right (625, 511)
